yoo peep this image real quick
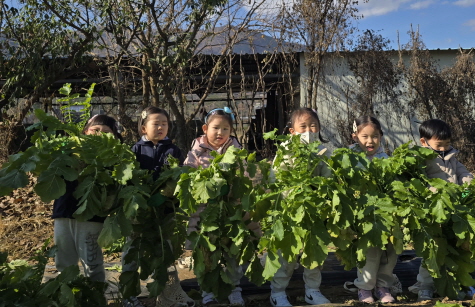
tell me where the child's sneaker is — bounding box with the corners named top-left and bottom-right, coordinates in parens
top-left (375, 287), bottom-right (395, 303)
top-left (202, 291), bottom-right (219, 305)
top-left (417, 289), bottom-right (433, 301)
top-left (270, 291), bottom-right (292, 307)
top-left (305, 288), bottom-right (330, 305)
top-left (123, 296), bottom-right (144, 307)
top-left (358, 289), bottom-right (375, 303)
top-left (228, 287), bottom-right (245, 306)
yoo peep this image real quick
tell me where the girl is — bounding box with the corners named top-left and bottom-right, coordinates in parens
top-left (132, 106), bottom-right (183, 179)
top-left (269, 107), bottom-right (331, 307)
top-left (53, 114), bottom-right (121, 283)
top-left (184, 107), bottom-right (245, 306)
top-left (350, 115), bottom-right (397, 303)
top-left (124, 106), bottom-right (194, 307)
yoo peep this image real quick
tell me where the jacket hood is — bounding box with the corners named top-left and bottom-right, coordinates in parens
top-left (191, 135), bottom-right (241, 155)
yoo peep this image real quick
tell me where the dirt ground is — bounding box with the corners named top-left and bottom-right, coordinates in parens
top-left (1, 182), bottom-right (475, 307)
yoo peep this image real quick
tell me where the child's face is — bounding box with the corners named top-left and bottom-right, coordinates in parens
top-left (289, 113), bottom-right (319, 135)
top-left (85, 124), bottom-right (113, 135)
top-left (202, 116), bottom-right (231, 150)
top-left (141, 113), bottom-right (169, 144)
top-left (420, 137), bottom-right (451, 151)
top-left (352, 124), bottom-right (382, 155)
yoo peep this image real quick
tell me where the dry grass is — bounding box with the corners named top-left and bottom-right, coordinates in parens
top-left (0, 176), bottom-right (54, 261)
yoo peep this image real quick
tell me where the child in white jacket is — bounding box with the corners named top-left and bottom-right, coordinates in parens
top-left (269, 108), bottom-right (332, 307)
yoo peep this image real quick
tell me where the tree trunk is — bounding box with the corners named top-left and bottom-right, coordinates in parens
top-left (162, 87), bottom-right (190, 151)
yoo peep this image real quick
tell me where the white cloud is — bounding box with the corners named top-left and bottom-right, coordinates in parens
top-left (453, 0), bottom-right (475, 7)
top-left (356, 0), bottom-right (413, 17)
top-left (409, 0), bottom-right (435, 9)
top-left (464, 19), bottom-right (475, 31)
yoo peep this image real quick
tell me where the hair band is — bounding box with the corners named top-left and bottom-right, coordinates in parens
top-left (87, 114), bottom-right (98, 124)
top-left (204, 106), bottom-right (235, 123)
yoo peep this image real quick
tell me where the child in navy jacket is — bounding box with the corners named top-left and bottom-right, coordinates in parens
top-left (123, 106), bottom-right (193, 307)
top-left (132, 106), bottom-right (184, 179)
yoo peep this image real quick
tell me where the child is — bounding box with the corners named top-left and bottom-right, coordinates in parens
top-left (53, 115), bottom-right (122, 283)
top-left (184, 107), bottom-right (245, 306)
top-left (124, 106), bottom-right (193, 307)
top-left (410, 119), bottom-right (473, 301)
top-left (132, 106), bottom-right (183, 179)
top-left (269, 107), bottom-right (331, 307)
top-left (350, 115), bottom-right (397, 303)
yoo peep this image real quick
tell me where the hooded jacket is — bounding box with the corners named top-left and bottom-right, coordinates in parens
top-left (423, 147), bottom-right (473, 185)
top-left (132, 136), bottom-right (184, 179)
top-left (184, 135), bottom-right (242, 169)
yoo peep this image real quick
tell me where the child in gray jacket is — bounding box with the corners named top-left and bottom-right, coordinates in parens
top-left (411, 119), bottom-right (473, 301)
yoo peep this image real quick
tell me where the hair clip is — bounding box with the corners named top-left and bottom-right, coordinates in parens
top-left (352, 120), bottom-right (358, 134)
top-left (204, 107), bottom-right (235, 123)
top-left (312, 108), bottom-right (318, 114)
top-left (141, 110), bottom-right (147, 119)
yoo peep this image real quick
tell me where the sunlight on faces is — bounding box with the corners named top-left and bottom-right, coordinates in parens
top-left (420, 137), bottom-right (451, 152)
top-left (203, 115), bottom-right (232, 150)
top-left (289, 113), bottom-right (319, 135)
top-left (353, 124), bottom-right (382, 155)
top-left (141, 113), bottom-right (169, 144)
top-left (86, 124), bottom-right (114, 135)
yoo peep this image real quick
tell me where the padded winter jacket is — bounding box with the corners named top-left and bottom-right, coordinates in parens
top-left (184, 135), bottom-right (241, 169)
top-left (423, 147), bottom-right (473, 185)
top-left (132, 136), bottom-right (184, 179)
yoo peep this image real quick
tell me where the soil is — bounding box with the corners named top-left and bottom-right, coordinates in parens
top-left (1, 180), bottom-right (475, 307)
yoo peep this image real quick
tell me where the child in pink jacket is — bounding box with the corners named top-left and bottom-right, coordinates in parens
top-left (184, 107), bottom-right (245, 306)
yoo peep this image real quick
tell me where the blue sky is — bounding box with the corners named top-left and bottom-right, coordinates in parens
top-left (355, 0), bottom-right (475, 50)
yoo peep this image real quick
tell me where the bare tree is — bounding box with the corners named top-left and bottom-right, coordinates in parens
top-left (347, 29), bottom-right (401, 116)
top-left (274, 0), bottom-right (365, 109)
top-left (0, 0), bottom-right (100, 156)
top-left (401, 27), bottom-right (475, 169)
top-left (94, 0), bottom-right (269, 150)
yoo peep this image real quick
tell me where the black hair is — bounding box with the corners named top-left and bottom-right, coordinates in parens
top-left (288, 107), bottom-right (328, 143)
top-left (204, 109), bottom-right (234, 129)
top-left (419, 119), bottom-right (452, 140)
top-left (353, 116), bottom-right (384, 136)
top-left (83, 114), bottom-right (122, 141)
top-left (138, 106), bottom-right (171, 135)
